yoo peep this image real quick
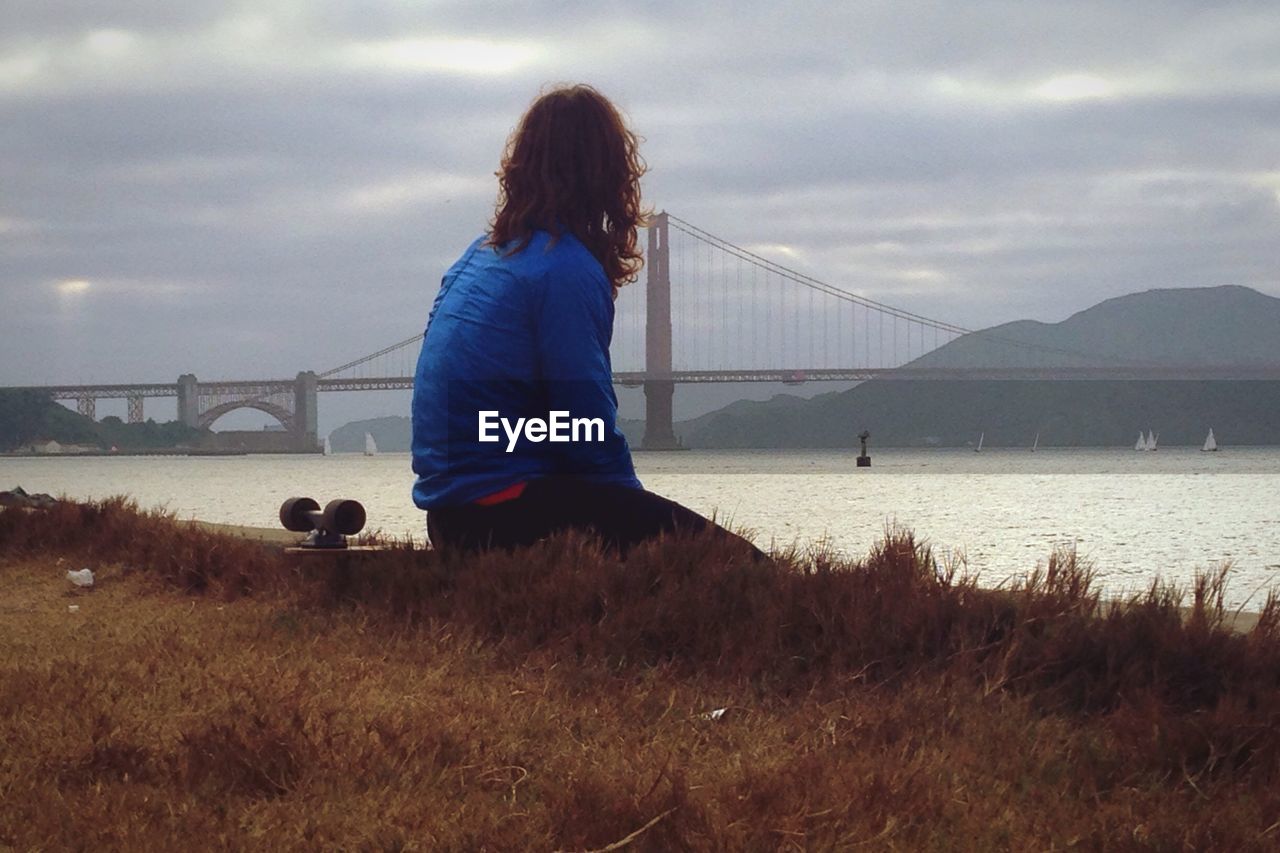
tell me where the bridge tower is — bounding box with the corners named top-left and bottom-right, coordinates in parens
top-left (642, 212), bottom-right (680, 449)
top-left (293, 371), bottom-right (319, 452)
top-left (177, 374), bottom-right (199, 427)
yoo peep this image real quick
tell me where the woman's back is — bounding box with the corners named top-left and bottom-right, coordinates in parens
top-left (411, 229), bottom-right (639, 509)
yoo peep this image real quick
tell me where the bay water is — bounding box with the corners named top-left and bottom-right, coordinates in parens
top-left (4, 447), bottom-right (1278, 608)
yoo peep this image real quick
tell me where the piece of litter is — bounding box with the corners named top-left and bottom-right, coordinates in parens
top-left (66, 568), bottom-right (94, 588)
top-left (68, 605), bottom-right (80, 613)
top-left (700, 708), bottom-right (728, 721)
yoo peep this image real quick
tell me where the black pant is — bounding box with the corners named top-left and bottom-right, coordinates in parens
top-left (427, 476), bottom-right (760, 557)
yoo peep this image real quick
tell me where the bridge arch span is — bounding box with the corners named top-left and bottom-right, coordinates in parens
top-left (198, 400), bottom-right (296, 432)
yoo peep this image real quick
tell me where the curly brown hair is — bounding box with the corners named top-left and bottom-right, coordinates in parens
top-left (489, 84), bottom-right (648, 290)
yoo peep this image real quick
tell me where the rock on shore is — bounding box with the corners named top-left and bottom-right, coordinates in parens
top-left (0, 486), bottom-right (59, 509)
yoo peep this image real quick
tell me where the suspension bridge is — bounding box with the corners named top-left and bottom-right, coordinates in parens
top-left (12, 212), bottom-right (1280, 451)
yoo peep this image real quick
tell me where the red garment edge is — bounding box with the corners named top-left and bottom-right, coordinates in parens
top-left (473, 481), bottom-right (528, 506)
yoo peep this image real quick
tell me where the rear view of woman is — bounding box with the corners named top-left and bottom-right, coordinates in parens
top-left (411, 84), bottom-right (757, 557)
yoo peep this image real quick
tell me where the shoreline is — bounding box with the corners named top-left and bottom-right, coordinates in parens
top-left (7, 445), bottom-right (1280, 458)
top-left (0, 449), bottom-right (252, 458)
top-left (187, 519), bottom-right (305, 546)
top-left (198, 518), bottom-right (1267, 632)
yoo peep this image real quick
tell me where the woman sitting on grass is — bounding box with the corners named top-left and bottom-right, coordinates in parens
top-left (411, 84), bottom-right (757, 557)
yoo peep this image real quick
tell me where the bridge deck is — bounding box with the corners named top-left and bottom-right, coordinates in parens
top-left (321, 366), bottom-right (1280, 392)
top-left (9, 365), bottom-right (1280, 400)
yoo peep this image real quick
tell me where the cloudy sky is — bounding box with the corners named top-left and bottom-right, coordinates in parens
top-left (3, 1), bottom-right (1279, 425)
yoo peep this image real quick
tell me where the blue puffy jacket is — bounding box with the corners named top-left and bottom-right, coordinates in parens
top-left (411, 230), bottom-right (642, 509)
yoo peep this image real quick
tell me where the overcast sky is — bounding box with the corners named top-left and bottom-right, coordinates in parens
top-left (4, 1), bottom-right (1279, 416)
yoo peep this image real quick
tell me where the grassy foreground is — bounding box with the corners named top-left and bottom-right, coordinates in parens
top-left (3, 501), bottom-right (1280, 850)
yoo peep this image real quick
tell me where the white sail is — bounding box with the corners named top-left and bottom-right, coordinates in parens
top-left (1148, 430), bottom-right (1158, 451)
top-left (975, 431), bottom-right (984, 452)
top-left (364, 432), bottom-right (378, 456)
top-left (323, 436), bottom-right (332, 456)
top-left (1031, 432), bottom-right (1039, 452)
top-left (1202, 428), bottom-right (1218, 452)
top-left (1135, 432), bottom-right (1148, 451)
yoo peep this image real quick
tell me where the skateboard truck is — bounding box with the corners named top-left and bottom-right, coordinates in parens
top-left (279, 497), bottom-right (367, 548)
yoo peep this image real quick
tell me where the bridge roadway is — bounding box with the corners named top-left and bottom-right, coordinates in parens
top-left (19, 363), bottom-right (1280, 400)
top-left (322, 365), bottom-right (1280, 390)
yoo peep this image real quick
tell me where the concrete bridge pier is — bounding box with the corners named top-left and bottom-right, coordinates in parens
top-left (642, 380), bottom-right (679, 449)
top-left (177, 374), bottom-right (199, 427)
top-left (293, 371), bottom-right (319, 452)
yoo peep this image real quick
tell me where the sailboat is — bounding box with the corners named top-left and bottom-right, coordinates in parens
top-left (1202, 428), bottom-right (1218, 452)
top-left (1147, 430), bottom-right (1158, 451)
top-left (1135, 432), bottom-right (1148, 451)
top-left (323, 436), bottom-right (332, 456)
top-left (364, 432), bottom-right (378, 456)
top-left (1031, 432), bottom-right (1039, 452)
top-left (974, 432), bottom-right (984, 452)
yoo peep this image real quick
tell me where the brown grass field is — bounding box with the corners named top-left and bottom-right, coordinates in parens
top-left (3, 499), bottom-right (1280, 850)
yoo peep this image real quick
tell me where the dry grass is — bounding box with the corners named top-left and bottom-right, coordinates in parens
top-left (3, 499), bottom-right (1280, 850)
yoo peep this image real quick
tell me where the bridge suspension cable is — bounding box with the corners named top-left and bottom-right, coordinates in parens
top-left (664, 213), bottom-right (1129, 367)
top-left (666, 213), bottom-right (972, 337)
top-left (319, 333), bottom-right (422, 379)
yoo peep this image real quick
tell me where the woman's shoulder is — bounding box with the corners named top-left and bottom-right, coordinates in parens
top-left (445, 234), bottom-right (492, 274)
top-left (486, 229), bottom-right (604, 286)
top-left (536, 231), bottom-right (607, 282)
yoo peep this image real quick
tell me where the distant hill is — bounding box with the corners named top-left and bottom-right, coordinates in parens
top-left (676, 286), bottom-right (1280, 448)
top-left (678, 380), bottom-right (1280, 448)
top-left (0, 390), bottom-right (99, 451)
top-left (911, 285), bottom-right (1280, 369)
top-left (0, 389), bottom-right (202, 452)
top-left (614, 380), bottom-right (856, 423)
top-left (329, 416), bottom-right (412, 453)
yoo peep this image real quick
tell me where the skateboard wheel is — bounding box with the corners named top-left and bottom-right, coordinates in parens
top-left (322, 498), bottom-right (366, 536)
top-left (280, 496), bottom-right (320, 531)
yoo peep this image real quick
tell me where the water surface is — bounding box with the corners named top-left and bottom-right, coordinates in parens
top-left (4, 447), bottom-right (1277, 607)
